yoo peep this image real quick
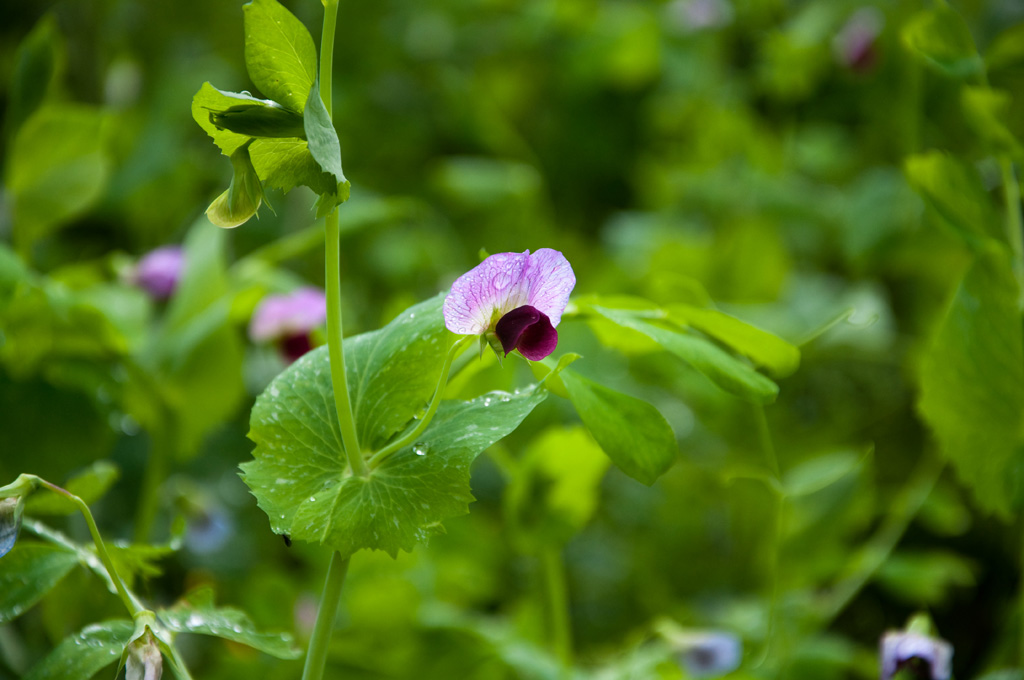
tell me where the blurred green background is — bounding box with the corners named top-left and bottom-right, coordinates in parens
top-left (3, 0), bottom-right (1024, 678)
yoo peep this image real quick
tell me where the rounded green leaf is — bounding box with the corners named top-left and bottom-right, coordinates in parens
top-left (243, 0), bottom-right (317, 113)
top-left (24, 620), bottom-right (134, 680)
top-left (901, 6), bottom-right (983, 78)
top-left (0, 543), bottom-right (80, 623)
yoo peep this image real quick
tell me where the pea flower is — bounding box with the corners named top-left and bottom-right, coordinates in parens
top-left (833, 8), bottom-right (884, 73)
top-left (249, 287), bottom-right (327, 362)
top-left (133, 246), bottom-right (185, 300)
top-left (880, 629), bottom-right (952, 680)
top-left (672, 631), bottom-right (742, 678)
top-left (443, 249), bottom-right (575, 361)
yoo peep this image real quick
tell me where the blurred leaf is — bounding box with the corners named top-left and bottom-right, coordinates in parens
top-left (243, 0), bottom-right (318, 113)
top-left (23, 619), bottom-right (133, 680)
top-left (6, 105), bottom-right (111, 248)
top-left (986, 23), bottom-right (1024, 72)
top-left (24, 462), bottom-right (119, 516)
top-left (918, 247), bottom-right (1024, 518)
top-left (506, 426), bottom-right (610, 547)
top-left (667, 305), bottom-right (800, 377)
top-left (901, 6), bottom-right (983, 78)
top-left (784, 450), bottom-right (864, 497)
top-left (6, 14), bottom-right (62, 139)
top-left (158, 586), bottom-right (300, 659)
top-left (590, 305), bottom-right (780, 403)
top-left (904, 151), bottom-right (1000, 246)
top-left (561, 369), bottom-right (676, 486)
top-left (962, 86), bottom-right (1024, 160)
top-left (107, 540), bottom-right (179, 588)
top-left (0, 543), bottom-right (79, 623)
top-left (876, 550), bottom-right (976, 605)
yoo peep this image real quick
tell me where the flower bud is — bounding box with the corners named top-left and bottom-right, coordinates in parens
top-left (133, 246), bottom-right (184, 300)
top-left (209, 104), bottom-right (306, 139)
top-left (0, 495), bottom-right (25, 559)
top-left (206, 142), bottom-right (264, 229)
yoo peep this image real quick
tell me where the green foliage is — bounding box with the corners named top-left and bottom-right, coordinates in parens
top-left (158, 586), bottom-right (301, 659)
top-left (961, 86), bottom-right (1024, 160)
top-left (24, 619), bottom-right (134, 680)
top-left (918, 247), bottom-right (1024, 518)
top-left (5, 105), bottom-right (112, 248)
top-left (901, 5), bottom-right (983, 78)
top-left (6, 14), bottom-right (62, 139)
top-left (0, 543), bottom-right (79, 623)
top-left (904, 151), bottom-right (1000, 245)
top-left (561, 369), bottom-right (676, 486)
top-left (242, 297), bottom-right (550, 557)
top-left (242, 0), bottom-right (318, 114)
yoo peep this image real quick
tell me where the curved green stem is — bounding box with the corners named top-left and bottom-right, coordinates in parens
top-left (369, 336), bottom-right (473, 468)
top-left (35, 478), bottom-right (142, 616)
top-left (301, 551), bottom-right (350, 680)
top-left (134, 421), bottom-right (174, 543)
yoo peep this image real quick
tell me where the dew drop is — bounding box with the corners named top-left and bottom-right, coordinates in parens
top-left (499, 394), bottom-right (511, 403)
top-left (413, 443), bottom-right (428, 456)
top-left (483, 397), bottom-right (492, 407)
top-left (309, 496), bottom-right (316, 502)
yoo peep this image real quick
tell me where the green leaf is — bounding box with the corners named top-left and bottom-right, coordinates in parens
top-left (876, 550), bottom-right (976, 605)
top-left (591, 305), bottom-right (780, 403)
top-left (962, 86), bottom-right (1024, 160)
top-left (191, 83), bottom-right (260, 157)
top-left (24, 619), bottom-right (134, 680)
top-left (158, 586), bottom-right (300, 659)
top-left (904, 151), bottom-right (1001, 247)
top-left (901, 6), bottom-right (983, 78)
top-left (667, 304), bottom-right (800, 377)
top-left (918, 247), bottom-right (1024, 518)
top-left (986, 23), bottom-right (1024, 72)
top-left (560, 370), bottom-right (676, 486)
top-left (506, 426), bottom-right (610, 548)
top-left (243, 0), bottom-right (318, 113)
top-left (0, 543), bottom-right (79, 623)
top-left (6, 104), bottom-right (111, 247)
top-left (242, 298), bottom-right (548, 557)
top-left (783, 450), bottom-right (865, 497)
top-left (303, 79), bottom-right (349, 208)
top-left (6, 13), bottom-right (62, 139)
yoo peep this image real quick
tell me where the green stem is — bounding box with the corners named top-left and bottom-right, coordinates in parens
top-left (1000, 158), bottom-right (1024, 308)
top-left (819, 452), bottom-right (944, 625)
top-left (541, 546), bottom-right (572, 670)
top-left (301, 552), bottom-right (350, 680)
top-left (751, 404), bottom-right (784, 669)
top-left (134, 421), bottom-right (174, 543)
top-left (35, 479), bottom-right (142, 616)
top-left (319, 0), bottom-right (365, 478)
top-left (368, 336), bottom-right (473, 468)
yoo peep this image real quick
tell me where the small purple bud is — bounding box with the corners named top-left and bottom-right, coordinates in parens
top-left (494, 305), bottom-right (559, 361)
top-left (673, 631), bottom-right (742, 678)
top-left (249, 287), bottom-right (328, 362)
top-left (880, 630), bottom-right (952, 680)
top-left (665, 0), bottom-right (734, 34)
top-left (134, 246), bottom-right (184, 300)
top-left (834, 8), bottom-right (884, 73)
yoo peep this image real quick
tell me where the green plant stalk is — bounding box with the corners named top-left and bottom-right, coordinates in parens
top-left (319, 0), bottom-right (366, 478)
top-left (35, 478), bottom-right (142, 617)
top-left (819, 452), bottom-right (944, 625)
top-left (368, 335), bottom-right (473, 467)
top-left (999, 158), bottom-right (1024, 308)
top-left (541, 546), bottom-right (572, 671)
top-left (751, 404), bottom-right (785, 670)
top-left (134, 419), bottom-right (174, 543)
top-left (301, 551), bottom-right (350, 680)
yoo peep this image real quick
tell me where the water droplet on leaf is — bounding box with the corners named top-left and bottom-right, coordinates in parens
top-left (413, 443), bottom-right (428, 456)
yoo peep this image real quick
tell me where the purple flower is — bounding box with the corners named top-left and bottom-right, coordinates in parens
top-left (249, 287), bottom-right (328, 362)
top-left (880, 630), bottom-right (952, 680)
top-left (672, 631), bottom-right (742, 678)
top-left (833, 8), bottom-right (884, 73)
top-left (133, 246), bottom-right (184, 300)
top-left (443, 249), bottom-right (575, 361)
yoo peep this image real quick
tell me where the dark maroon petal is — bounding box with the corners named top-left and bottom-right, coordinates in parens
top-left (280, 333), bottom-right (313, 362)
top-left (495, 306), bottom-right (540, 355)
top-left (495, 305), bottom-right (559, 361)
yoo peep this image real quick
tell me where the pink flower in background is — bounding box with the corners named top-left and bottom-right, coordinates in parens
top-left (249, 287), bottom-right (328, 362)
top-left (443, 249), bottom-right (575, 361)
top-left (133, 246), bottom-right (184, 300)
top-left (834, 8), bottom-right (884, 73)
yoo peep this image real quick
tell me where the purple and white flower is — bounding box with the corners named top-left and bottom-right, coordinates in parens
top-left (880, 630), bottom-right (952, 680)
top-left (443, 249), bottom-right (575, 361)
top-left (833, 7), bottom-right (884, 73)
top-left (672, 630), bottom-right (742, 678)
top-left (133, 246), bottom-right (184, 300)
top-left (249, 287), bottom-right (328, 362)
